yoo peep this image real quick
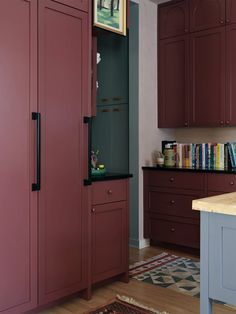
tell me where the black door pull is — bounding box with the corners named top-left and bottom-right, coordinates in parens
top-left (32, 112), bottom-right (41, 191)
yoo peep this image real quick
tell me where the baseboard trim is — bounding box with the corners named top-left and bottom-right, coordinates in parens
top-left (139, 238), bottom-right (150, 249)
top-left (129, 238), bottom-right (150, 249)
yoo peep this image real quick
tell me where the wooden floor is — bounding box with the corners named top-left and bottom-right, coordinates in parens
top-left (40, 246), bottom-right (236, 314)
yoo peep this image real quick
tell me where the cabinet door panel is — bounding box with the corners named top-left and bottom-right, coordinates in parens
top-left (92, 201), bottom-right (128, 283)
top-left (226, 24), bottom-right (236, 125)
top-left (209, 214), bottom-right (236, 304)
top-left (0, 1), bottom-right (37, 313)
top-left (144, 170), bottom-right (205, 191)
top-left (208, 173), bottom-right (236, 193)
top-left (159, 0), bottom-right (189, 39)
top-left (158, 36), bottom-right (189, 127)
top-left (150, 219), bottom-right (200, 249)
top-left (53, 0), bottom-right (89, 12)
top-left (190, 27), bottom-right (225, 126)
top-left (190, 0), bottom-right (225, 32)
top-left (38, 0), bottom-right (88, 304)
top-left (92, 36), bottom-right (97, 117)
top-left (226, 0), bottom-right (236, 25)
top-left (147, 189), bottom-right (200, 220)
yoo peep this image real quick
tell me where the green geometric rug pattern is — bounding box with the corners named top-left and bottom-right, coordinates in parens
top-left (129, 252), bottom-right (200, 298)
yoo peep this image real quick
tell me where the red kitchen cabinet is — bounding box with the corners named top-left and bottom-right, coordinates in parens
top-left (0, 0), bottom-right (91, 311)
top-left (52, 0), bottom-right (89, 12)
top-left (91, 180), bottom-right (129, 284)
top-left (207, 173), bottom-right (236, 194)
top-left (190, 0), bottom-right (225, 32)
top-left (190, 27), bottom-right (226, 126)
top-left (0, 1), bottom-right (38, 313)
top-left (159, 0), bottom-right (189, 39)
top-left (143, 170), bottom-right (203, 249)
top-left (38, 0), bottom-right (89, 304)
top-left (226, 0), bottom-right (236, 25)
top-left (92, 36), bottom-right (97, 117)
top-left (226, 24), bottom-right (236, 125)
top-left (158, 35), bottom-right (189, 127)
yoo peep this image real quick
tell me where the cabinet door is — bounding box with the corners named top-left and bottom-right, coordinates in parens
top-left (226, 24), bottom-right (236, 125)
top-left (92, 36), bottom-right (97, 117)
top-left (226, 0), bottom-right (236, 25)
top-left (190, 27), bottom-right (225, 126)
top-left (92, 201), bottom-right (128, 283)
top-left (0, 1), bottom-right (37, 313)
top-left (209, 214), bottom-right (236, 304)
top-left (38, 0), bottom-right (88, 304)
top-left (158, 0), bottom-right (189, 39)
top-left (158, 36), bottom-right (189, 128)
top-left (207, 173), bottom-right (236, 193)
top-left (53, 0), bottom-right (89, 12)
top-left (190, 0), bottom-right (225, 32)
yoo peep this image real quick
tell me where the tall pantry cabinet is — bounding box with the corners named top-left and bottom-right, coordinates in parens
top-left (38, 0), bottom-right (89, 304)
top-left (0, 0), bottom-right (90, 312)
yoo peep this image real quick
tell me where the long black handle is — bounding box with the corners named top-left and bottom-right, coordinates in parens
top-left (84, 116), bottom-right (92, 186)
top-left (32, 112), bottom-right (41, 191)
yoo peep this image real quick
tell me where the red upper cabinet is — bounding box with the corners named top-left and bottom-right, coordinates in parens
top-left (0, 0), bottom-right (37, 313)
top-left (190, 27), bottom-right (226, 127)
top-left (226, 0), bottom-right (236, 24)
top-left (190, 0), bottom-right (226, 32)
top-left (158, 35), bottom-right (189, 127)
top-left (159, 0), bottom-right (189, 39)
top-left (52, 0), bottom-right (89, 12)
top-left (226, 24), bottom-right (236, 125)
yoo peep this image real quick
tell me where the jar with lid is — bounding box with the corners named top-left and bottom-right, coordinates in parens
top-left (164, 144), bottom-right (175, 167)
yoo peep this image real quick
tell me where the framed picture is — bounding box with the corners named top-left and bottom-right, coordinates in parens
top-left (94, 0), bottom-right (127, 36)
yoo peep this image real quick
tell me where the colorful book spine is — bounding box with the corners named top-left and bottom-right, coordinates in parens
top-left (171, 142), bottom-right (228, 169)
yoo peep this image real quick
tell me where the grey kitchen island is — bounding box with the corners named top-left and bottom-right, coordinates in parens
top-left (193, 192), bottom-right (236, 314)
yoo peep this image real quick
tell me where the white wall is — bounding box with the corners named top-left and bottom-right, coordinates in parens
top-left (138, 0), bottom-right (175, 248)
top-left (174, 128), bottom-right (236, 144)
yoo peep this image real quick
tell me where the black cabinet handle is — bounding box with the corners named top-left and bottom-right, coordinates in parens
top-left (32, 112), bottom-right (41, 191)
top-left (84, 116), bottom-right (92, 186)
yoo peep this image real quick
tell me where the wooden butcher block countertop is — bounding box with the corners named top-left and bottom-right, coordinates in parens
top-left (192, 192), bottom-right (236, 216)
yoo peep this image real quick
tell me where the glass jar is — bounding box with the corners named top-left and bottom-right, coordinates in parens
top-left (164, 144), bottom-right (175, 167)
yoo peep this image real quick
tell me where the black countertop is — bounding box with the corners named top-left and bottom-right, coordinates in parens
top-left (91, 172), bottom-right (133, 182)
top-left (142, 166), bottom-right (236, 174)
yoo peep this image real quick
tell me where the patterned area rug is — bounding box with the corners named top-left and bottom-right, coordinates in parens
top-left (129, 252), bottom-right (200, 298)
top-left (84, 295), bottom-right (168, 314)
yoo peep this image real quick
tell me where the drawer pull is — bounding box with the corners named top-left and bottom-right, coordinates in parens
top-left (107, 189), bottom-right (113, 195)
top-left (171, 228), bottom-right (175, 232)
top-left (170, 200), bottom-right (175, 205)
top-left (230, 181), bottom-right (234, 186)
top-left (170, 177), bottom-right (174, 182)
top-left (91, 208), bottom-right (96, 213)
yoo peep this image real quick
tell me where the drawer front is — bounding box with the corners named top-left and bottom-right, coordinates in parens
top-left (148, 189), bottom-right (200, 219)
top-left (150, 219), bottom-right (200, 249)
top-left (92, 180), bottom-right (127, 205)
top-left (207, 173), bottom-right (236, 193)
top-left (145, 171), bottom-right (205, 190)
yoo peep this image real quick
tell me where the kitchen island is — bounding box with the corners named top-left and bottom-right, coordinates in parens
top-left (193, 193), bottom-right (236, 314)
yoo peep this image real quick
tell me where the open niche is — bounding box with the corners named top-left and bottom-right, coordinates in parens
top-left (91, 30), bottom-right (129, 174)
